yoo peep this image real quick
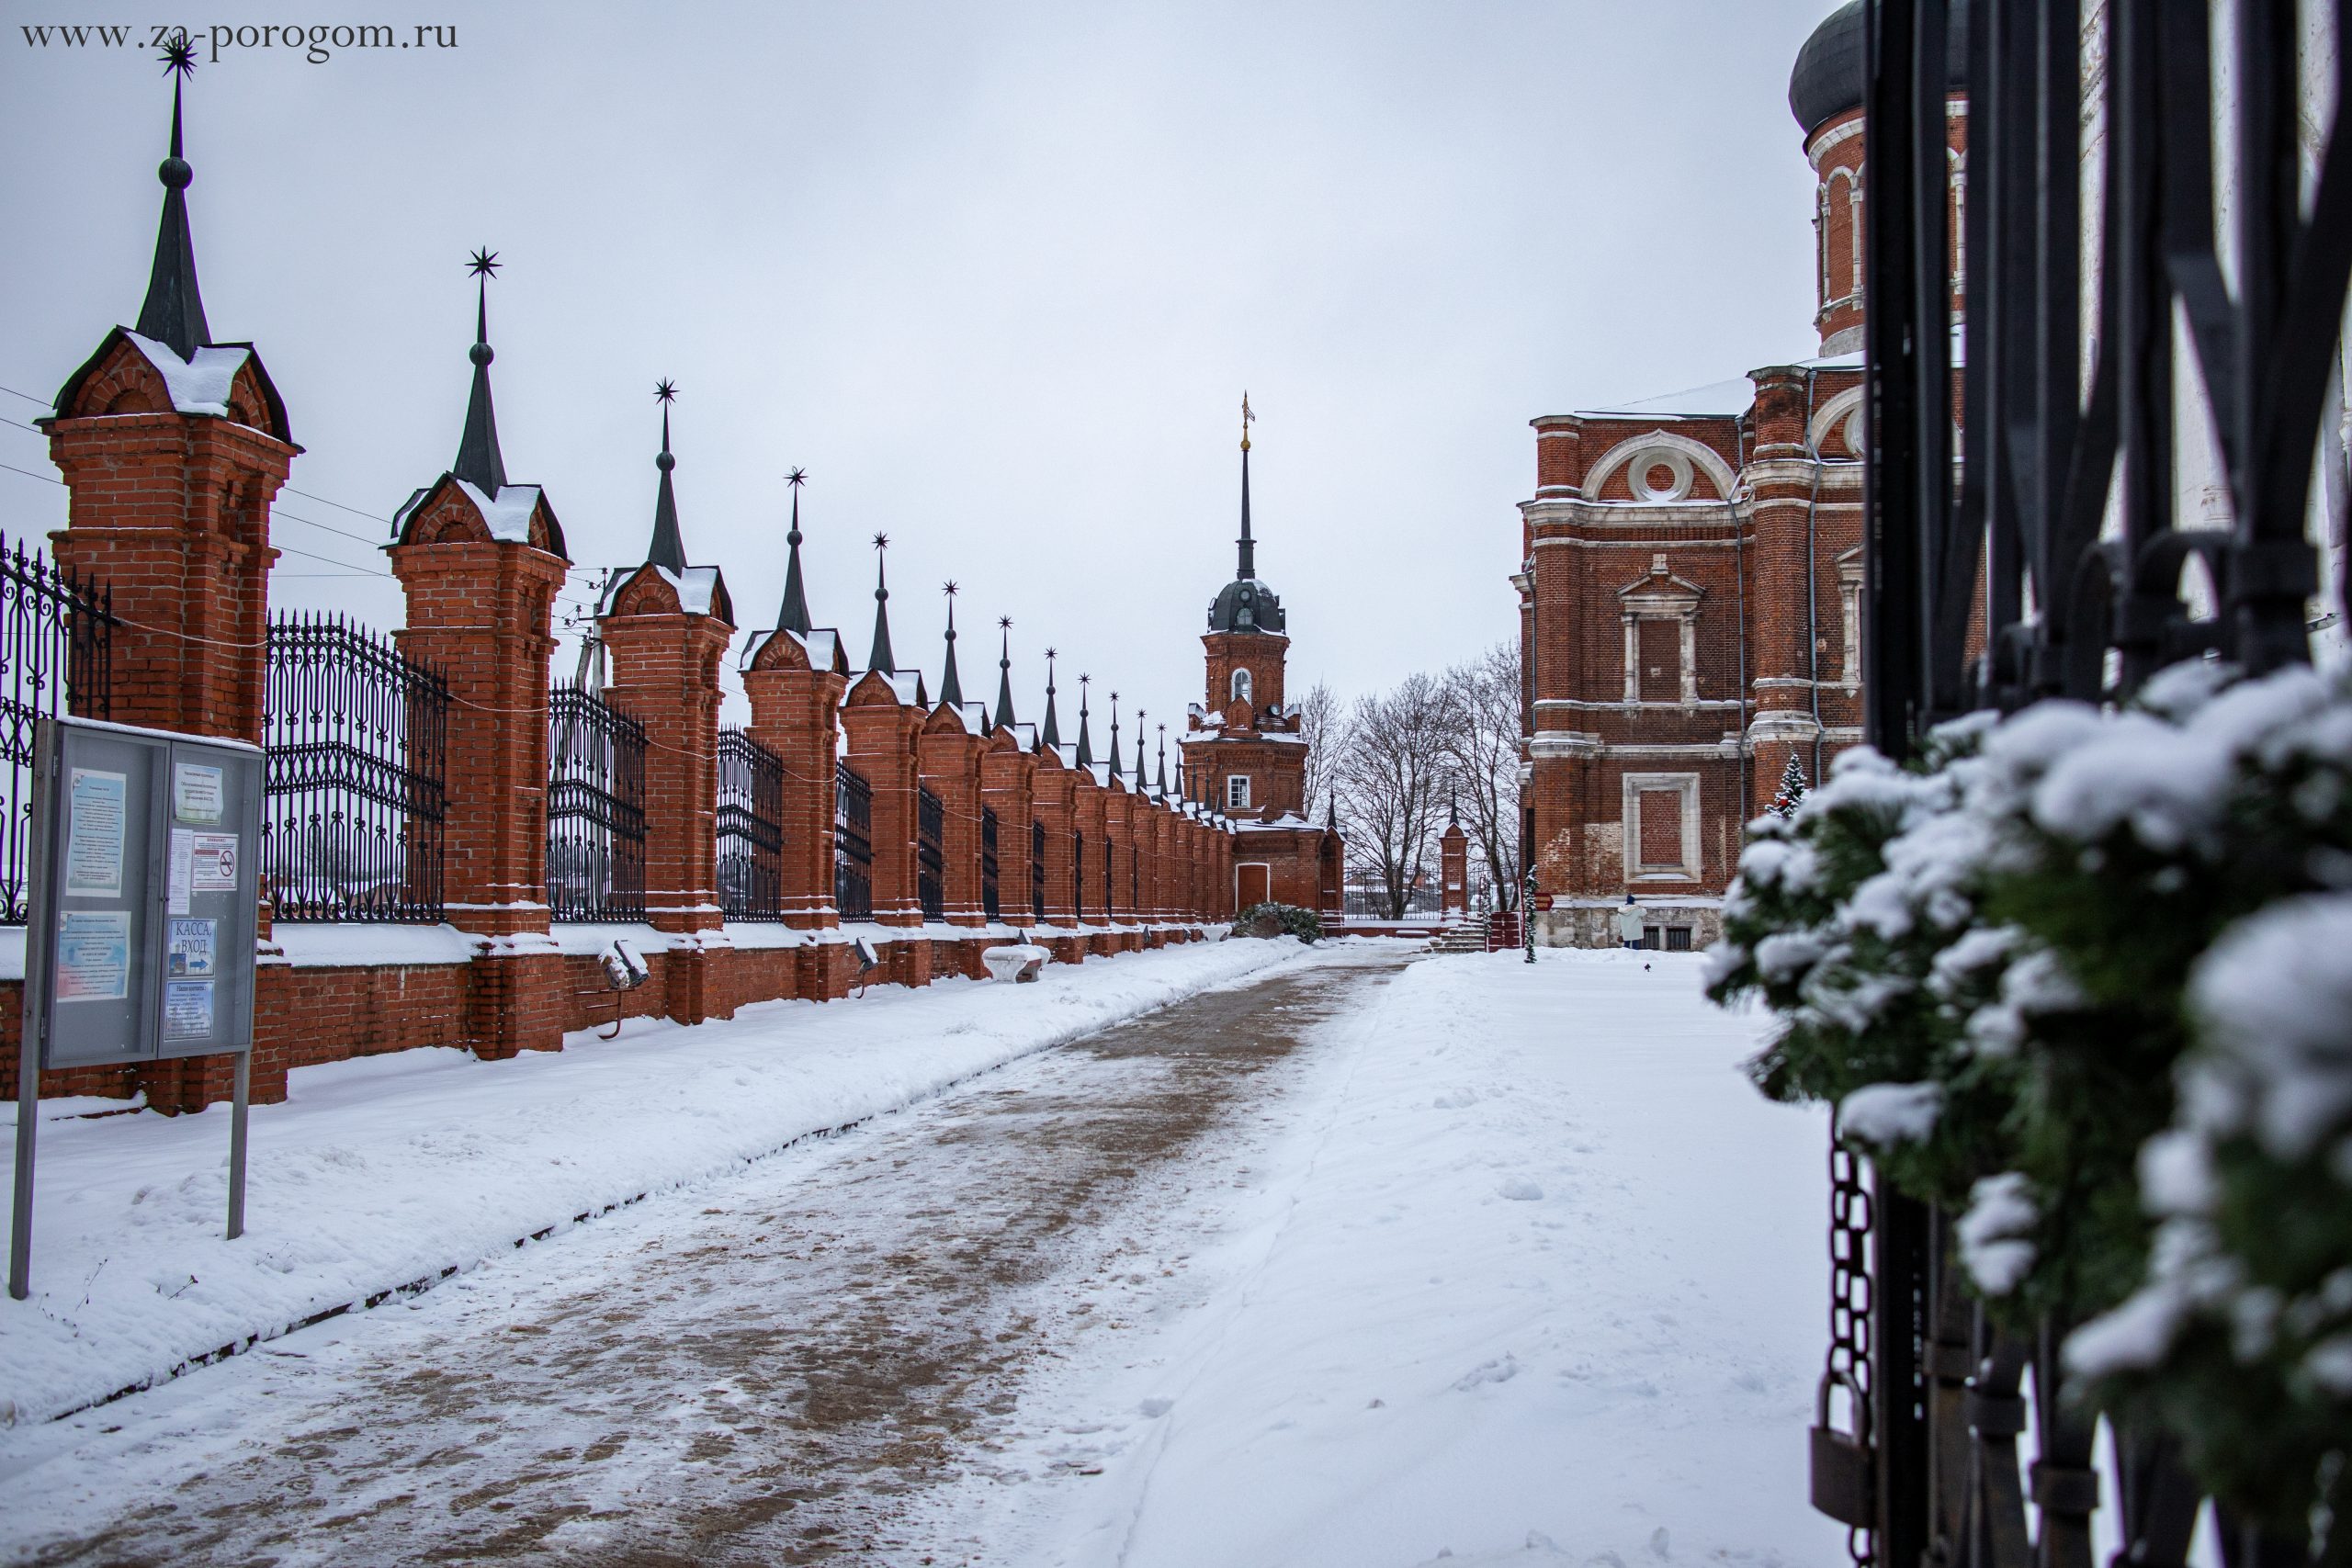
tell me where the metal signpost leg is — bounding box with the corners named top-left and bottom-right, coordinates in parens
top-left (227, 1048), bottom-right (249, 1241)
top-left (8, 1046), bottom-right (36, 1300)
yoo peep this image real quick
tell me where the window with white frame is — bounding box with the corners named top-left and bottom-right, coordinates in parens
top-left (1230, 667), bottom-right (1252, 705)
top-left (1226, 774), bottom-right (1252, 810)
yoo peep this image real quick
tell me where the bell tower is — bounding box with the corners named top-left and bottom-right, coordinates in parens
top-left (1183, 395), bottom-right (1307, 821)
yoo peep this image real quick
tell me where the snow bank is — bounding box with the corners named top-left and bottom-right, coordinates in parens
top-left (0, 937), bottom-right (1350, 1427)
top-left (940, 948), bottom-right (1840, 1567)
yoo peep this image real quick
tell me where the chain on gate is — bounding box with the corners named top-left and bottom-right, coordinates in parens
top-left (1813, 1131), bottom-right (1876, 1563)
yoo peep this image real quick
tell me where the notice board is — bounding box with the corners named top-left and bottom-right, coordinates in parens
top-left (23, 717), bottom-right (263, 1069)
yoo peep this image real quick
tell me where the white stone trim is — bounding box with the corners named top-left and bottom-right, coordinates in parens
top-left (1807, 383), bottom-right (1867, 457)
top-left (1580, 430), bottom-right (1739, 504)
top-left (1622, 772), bottom-right (1702, 882)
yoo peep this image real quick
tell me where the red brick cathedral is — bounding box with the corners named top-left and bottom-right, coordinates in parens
top-left (1182, 405), bottom-right (1342, 916)
top-left (1518, 0), bottom-right (1965, 948)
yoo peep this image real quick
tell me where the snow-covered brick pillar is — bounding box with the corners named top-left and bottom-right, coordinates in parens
top-left (600, 562), bottom-right (734, 1024)
top-left (741, 626), bottom-right (847, 931)
top-left (46, 333), bottom-right (294, 744)
top-left (841, 671), bottom-right (928, 931)
top-left (917, 706), bottom-right (989, 928)
top-left (978, 727), bottom-right (1038, 927)
top-left (43, 334), bottom-right (298, 1111)
top-left (1029, 750), bottom-right (1080, 931)
top-left (390, 479), bottom-right (571, 1059)
top-left (1441, 817), bottom-right (1469, 917)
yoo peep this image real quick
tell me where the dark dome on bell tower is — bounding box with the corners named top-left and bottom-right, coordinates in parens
top-left (1205, 393), bottom-right (1285, 634)
top-left (1788, 0), bottom-right (1969, 141)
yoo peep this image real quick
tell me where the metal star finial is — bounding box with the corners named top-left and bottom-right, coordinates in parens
top-left (786, 467), bottom-right (807, 489)
top-left (944, 580), bottom-right (958, 596)
top-left (1080, 672), bottom-right (1091, 685)
top-left (467, 247), bottom-right (501, 280)
top-left (1110, 690), bottom-right (1120, 703)
top-left (654, 378), bottom-right (678, 405)
top-left (1045, 646), bottom-right (1057, 659)
top-left (999, 615), bottom-right (1012, 631)
top-left (159, 31), bottom-right (196, 78)
top-left (872, 532), bottom-right (888, 550)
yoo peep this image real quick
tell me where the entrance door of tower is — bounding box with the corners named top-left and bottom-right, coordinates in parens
top-left (1235, 863), bottom-right (1270, 910)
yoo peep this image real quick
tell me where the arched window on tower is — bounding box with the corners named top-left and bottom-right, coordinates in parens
top-left (1230, 667), bottom-right (1253, 706)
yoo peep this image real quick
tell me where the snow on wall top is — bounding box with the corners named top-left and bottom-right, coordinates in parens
top-left (124, 332), bottom-right (251, 418)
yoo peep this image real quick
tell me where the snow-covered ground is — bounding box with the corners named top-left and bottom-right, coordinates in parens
top-left (2, 942), bottom-right (1844, 1567)
top-left (0, 933), bottom-right (1347, 1428)
top-left (913, 947), bottom-right (1841, 1567)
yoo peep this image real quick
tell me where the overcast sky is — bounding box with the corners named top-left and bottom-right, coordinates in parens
top-left (3, 0), bottom-right (1837, 728)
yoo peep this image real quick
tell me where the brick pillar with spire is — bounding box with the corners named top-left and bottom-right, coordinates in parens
top-left (1440, 800), bottom-right (1470, 918)
top-left (976, 620), bottom-right (1038, 931)
top-left (840, 536), bottom-right (928, 937)
top-left (741, 470), bottom-right (850, 940)
top-left (46, 50), bottom-right (295, 747)
top-left (597, 385), bottom-right (736, 1023)
top-left (390, 249), bottom-right (571, 1060)
top-left (917, 583), bottom-right (988, 931)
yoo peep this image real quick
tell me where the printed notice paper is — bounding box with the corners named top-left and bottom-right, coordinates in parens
top-left (163, 978), bottom-right (213, 1039)
top-left (167, 917), bottom-right (216, 978)
top-left (191, 833), bottom-right (239, 893)
top-left (173, 762), bottom-right (224, 825)
top-left (55, 909), bottom-right (130, 1002)
top-left (167, 829), bottom-right (194, 916)
top-left (64, 767), bottom-right (127, 897)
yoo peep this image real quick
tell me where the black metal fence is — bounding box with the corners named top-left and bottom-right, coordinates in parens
top-left (717, 727), bottom-right (785, 920)
top-left (1835, 0), bottom-right (2340, 1560)
top-left (1030, 818), bottom-right (1046, 921)
top-left (1342, 872), bottom-right (1445, 922)
top-left (980, 806), bottom-right (1000, 922)
top-left (263, 614), bottom-right (448, 922)
top-left (916, 784), bottom-right (945, 921)
top-left (546, 682), bottom-right (646, 920)
top-left (0, 531), bottom-right (112, 925)
top-left (833, 761), bottom-right (872, 921)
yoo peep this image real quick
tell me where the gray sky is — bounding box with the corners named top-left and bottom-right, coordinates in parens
top-left (3, 0), bottom-right (1836, 727)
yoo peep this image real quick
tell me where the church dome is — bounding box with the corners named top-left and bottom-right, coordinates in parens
top-left (1208, 576), bottom-right (1285, 635)
top-left (1788, 0), bottom-right (1969, 141)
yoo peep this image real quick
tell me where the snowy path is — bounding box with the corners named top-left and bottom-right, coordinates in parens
top-left (902, 947), bottom-right (1845, 1568)
top-left (1, 947), bottom-right (1414, 1565)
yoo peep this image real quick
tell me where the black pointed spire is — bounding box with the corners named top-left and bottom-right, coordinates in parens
top-left (937, 582), bottom-right (965, 707)
top-left (1134, 710), bottom-right (1148, 784)
top-left (1175, 755), bottom-right (1186, 801)
top-left (1041, 649), bottom-right (1062, 749)
top-left (643, 380), bottom-right (686, 572)
top-left (777, 468), bottom-right (812, 636)
top-left (451, 249), bottom-right (508, 493)
top-left (867, 534), bottom-right (897, 673)
top-left (136, 38), bottom-right (211, 361)
top-left (1108, 693), bottom-right (1125, 782)
top-left (1236, 390), bottom-right (1256, 582)
top-left (992, 617), bottom-right (1017, 730)
top-left (1157, 726), bottom-right (1169, 795)
top-left (1075, 674), bottom-right (1094, 767)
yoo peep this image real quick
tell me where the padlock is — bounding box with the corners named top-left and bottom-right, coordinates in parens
top-left (1808, 1369), bottom-right (1874, 1527)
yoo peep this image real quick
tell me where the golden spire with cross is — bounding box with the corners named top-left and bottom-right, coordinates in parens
top-left (1240, 390), bottom-right (1254, 452)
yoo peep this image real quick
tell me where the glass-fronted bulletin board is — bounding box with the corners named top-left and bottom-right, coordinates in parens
top-left (10, 716), bottom-right (264, 1299)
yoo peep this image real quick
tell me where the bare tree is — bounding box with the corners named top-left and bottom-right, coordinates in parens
top-left (1335, 671), bottom-right (1453, 919)
top-left (1295, 680), bottom-right (1343, 821)
top-left (1442, 641), bottom-right (1524, 910)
